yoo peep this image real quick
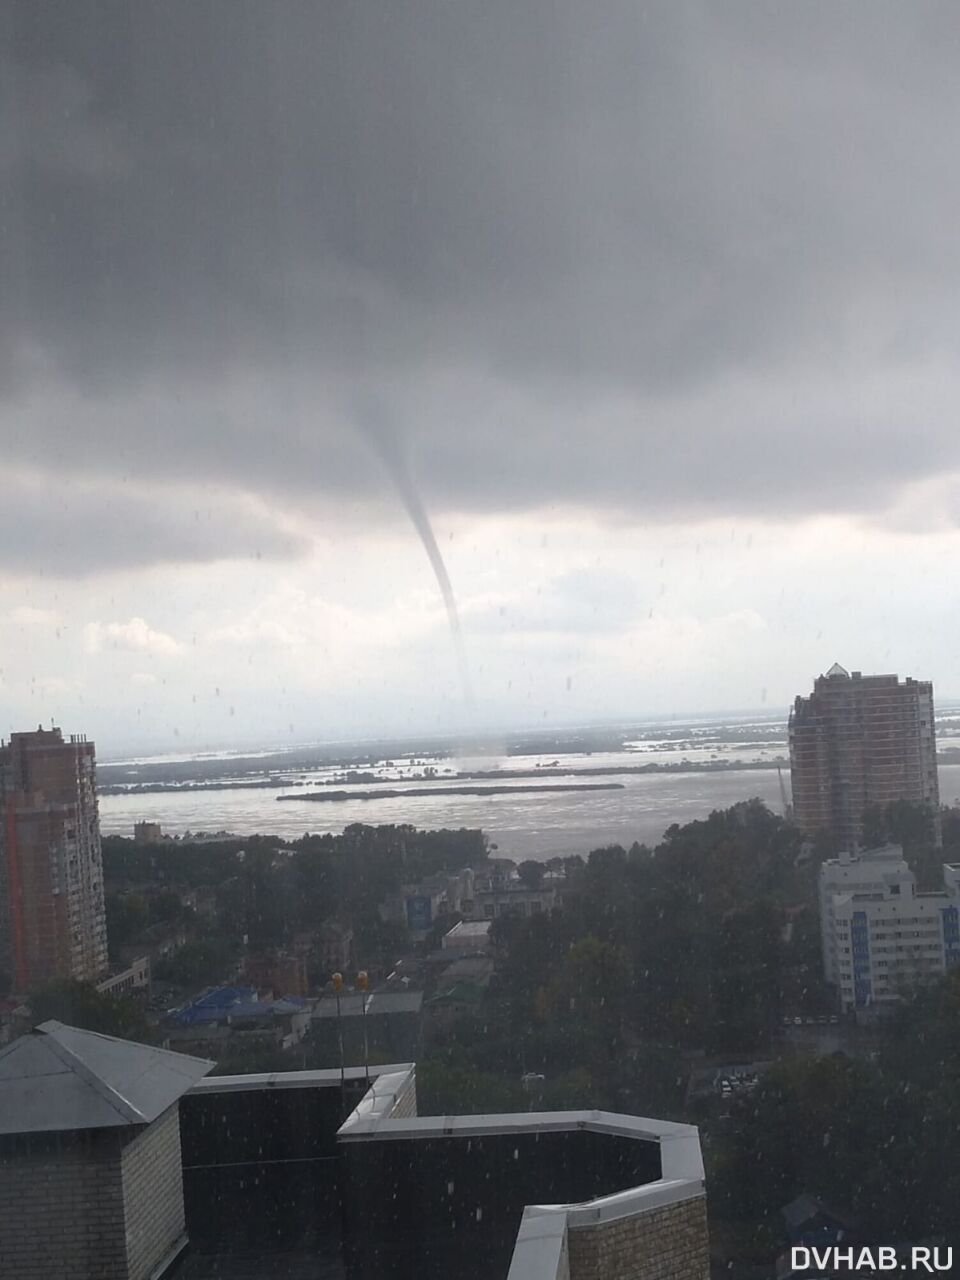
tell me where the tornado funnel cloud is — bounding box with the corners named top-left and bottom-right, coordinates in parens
top-left (356, 406), bottom-right (474, 717)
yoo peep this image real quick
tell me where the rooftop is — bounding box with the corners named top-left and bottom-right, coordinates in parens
top-left (0, 1020), bottom-right (213, 1134)
top-left (177, 1062), bottom-right (705, 1279)
top-left (0, 1026), bottom-right (708, 1279)
top-left (445, 920), bottom-right (492, 938)
top-left (312, 990), bottom-right (423, 1017)
top-left (170, 986), bottom-right (260, 1025)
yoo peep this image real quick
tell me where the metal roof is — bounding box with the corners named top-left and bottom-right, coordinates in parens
top-left (0, 1020), bottom-right (214, 1135)
top-left (170, 985), bottom-right (259, 1025)
top-left (312, 991), bottom-right (423, 1018)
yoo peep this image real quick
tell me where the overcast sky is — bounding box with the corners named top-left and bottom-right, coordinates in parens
top-left (4, 2), bottom-right (960, 753)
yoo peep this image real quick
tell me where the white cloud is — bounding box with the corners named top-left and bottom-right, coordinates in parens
top-left (10, 605), bottom-right (59, 625)
top-left (33, 676), bottom-right (76, 697)
top-left (130, 672), bottom-right (158, 686)
top-left (84, 617), bottom-right (181, 657)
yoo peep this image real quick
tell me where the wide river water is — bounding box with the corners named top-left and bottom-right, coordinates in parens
top-left (98, 761), bottom-right (960, 862)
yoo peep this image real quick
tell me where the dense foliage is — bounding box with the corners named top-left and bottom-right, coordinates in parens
top-left (104, 823), bottom-right (488, 959)
top-left (29, 978), bottom-right (153, 1043)
top-left (714, 969), bottom-right (960, 1243)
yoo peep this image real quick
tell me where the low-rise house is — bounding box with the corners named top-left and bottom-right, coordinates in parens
top-left (133, 820), bottom-right (164, 844)
top-left (317, 920), bottom-right (354, 972)
top-left (781, 1194), bottom-right (859, 1246)
top-left (167, 985), bottom-right (259, 1028)
top-left (122, 920), bottom-right (189, 969)
top-left (244, 949), bottom-right (309, 997)
top-left (312, 989), bottom-right (423, 1063)
top-left (96, 954), bottom-right (151, 1000)
top-left (228, 996), bottom-right (313, 1050)
top-left (470, 879), bottom-right (558, 921)
top-left (441, 920), bottom-right (491, 952)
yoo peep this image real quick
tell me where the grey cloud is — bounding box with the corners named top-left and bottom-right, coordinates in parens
top-left (0, 472), bottom-right (306, 575)
top-left (471, 569), bottom-right (644, 636)
top-left (4, 1), bottom-right (960, 546)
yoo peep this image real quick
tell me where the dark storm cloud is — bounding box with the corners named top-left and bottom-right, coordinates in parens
top-left (0, 471), bottom-right (305, 575)
top-left (4, 0), bottom-right (960, 549)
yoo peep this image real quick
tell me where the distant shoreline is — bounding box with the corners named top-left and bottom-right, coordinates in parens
top-left (277, 782), bottom-right (626, 802)
top-left (99, 758), bottom-right (787, 797)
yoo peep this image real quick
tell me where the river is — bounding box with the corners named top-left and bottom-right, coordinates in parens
top-left (98, 762), bottom-right (960, 862)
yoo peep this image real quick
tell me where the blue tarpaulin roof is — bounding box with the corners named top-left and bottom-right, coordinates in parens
top-left (172, 986), bottom-right (258, 1026)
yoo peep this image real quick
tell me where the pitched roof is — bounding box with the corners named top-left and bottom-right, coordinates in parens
top-left (781, 1194), bottom-right (857, 1232)
top-left (0, 1020), bottom-right (213, 1135)
top-left (424, 980), bottom-right (485, 1007)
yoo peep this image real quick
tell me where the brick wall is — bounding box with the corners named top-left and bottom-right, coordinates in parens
top-left (121, 1105), bottom-right (186, 1280)
top-left (390, 1071), bottom-right (418, 1118)
top-left (567, 1194), bottom-right (709, 1280)
top-left (0, 1129), bottom-right (128, 1278)
top-left (0, 1107), bottom-right (186, 1280)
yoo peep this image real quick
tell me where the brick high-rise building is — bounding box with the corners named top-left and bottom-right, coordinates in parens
top-left (789, 665), bottom-right (940, 852)
top-left (0, 727), bottom-right (108, 992)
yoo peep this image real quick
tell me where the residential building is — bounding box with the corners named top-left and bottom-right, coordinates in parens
top-left (96, 954), bottom-right (151, 1000)
top-left (312, 988), bottom-right (423, 1064)
top-left (0, 727), bottom-right (108, 991)
top-left (789, 665), bottom-right (940, 851)
top-left (470, 879), bottom-right (558, 921)
top-left (133, 821), bottom-right (164, 844)
top-left (166, 985), bottom-right (259, 1028)
top-left (379, 868), bottom-right (478, 939)
top-left (819, 845), bottom-right (960, 1013)
top-left (317, 919), bottom-right (354, 972)
top-left (243, 948), bottom-right (309, 997)
top-left (441, 919), bottom-right (492, 951)
top-left (192, 884), bottom-right (218, 918)
top-left (123, 919), bottom-right (189, 970)
top-left (817, 843), bottom-right (911, 983)
top-left (161, 985), bottom-right (314, 1056)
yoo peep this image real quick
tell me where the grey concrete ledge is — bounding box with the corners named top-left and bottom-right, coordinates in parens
top-left (187, 1063), bottom-right (413, 1094)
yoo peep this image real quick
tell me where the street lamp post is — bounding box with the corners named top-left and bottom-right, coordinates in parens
top-left (332, 971), bottom-right (345, 1091)
top-left (357, 969), bottom-right (370, 1085)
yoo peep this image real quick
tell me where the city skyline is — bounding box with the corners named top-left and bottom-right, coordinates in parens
top-left (6, 4), bottom-right (960, 750)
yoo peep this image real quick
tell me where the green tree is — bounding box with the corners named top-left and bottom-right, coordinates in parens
top-left (713, 1054), bottom-right (886, 1226)
top-left (416, 1057), bottom-right (525, 1115)
top-left (517, 860), bottom-right (545, 889)
top-left (154, 938), bottom-right (237, 987)
top-left (105, 892), bottom-right (149, 963)
top-left (30, 979), bottom-right (152, 1043)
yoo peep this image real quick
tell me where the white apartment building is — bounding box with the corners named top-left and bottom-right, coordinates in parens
top-left (819, 845), bottom-right (960, 1013)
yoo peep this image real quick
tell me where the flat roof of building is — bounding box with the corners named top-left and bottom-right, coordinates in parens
top-left (313, 991), bottom-right (423, 1018)
top-left (445, 920), bottom-right (491, 938)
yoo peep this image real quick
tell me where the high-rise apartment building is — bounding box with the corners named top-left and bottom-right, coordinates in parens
top-left (819, 844), bottom-right (960, 1013)
top-left (0, 727), bottom-right (108, 992)
top-left (789, 665), bottom-right (939, 852)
